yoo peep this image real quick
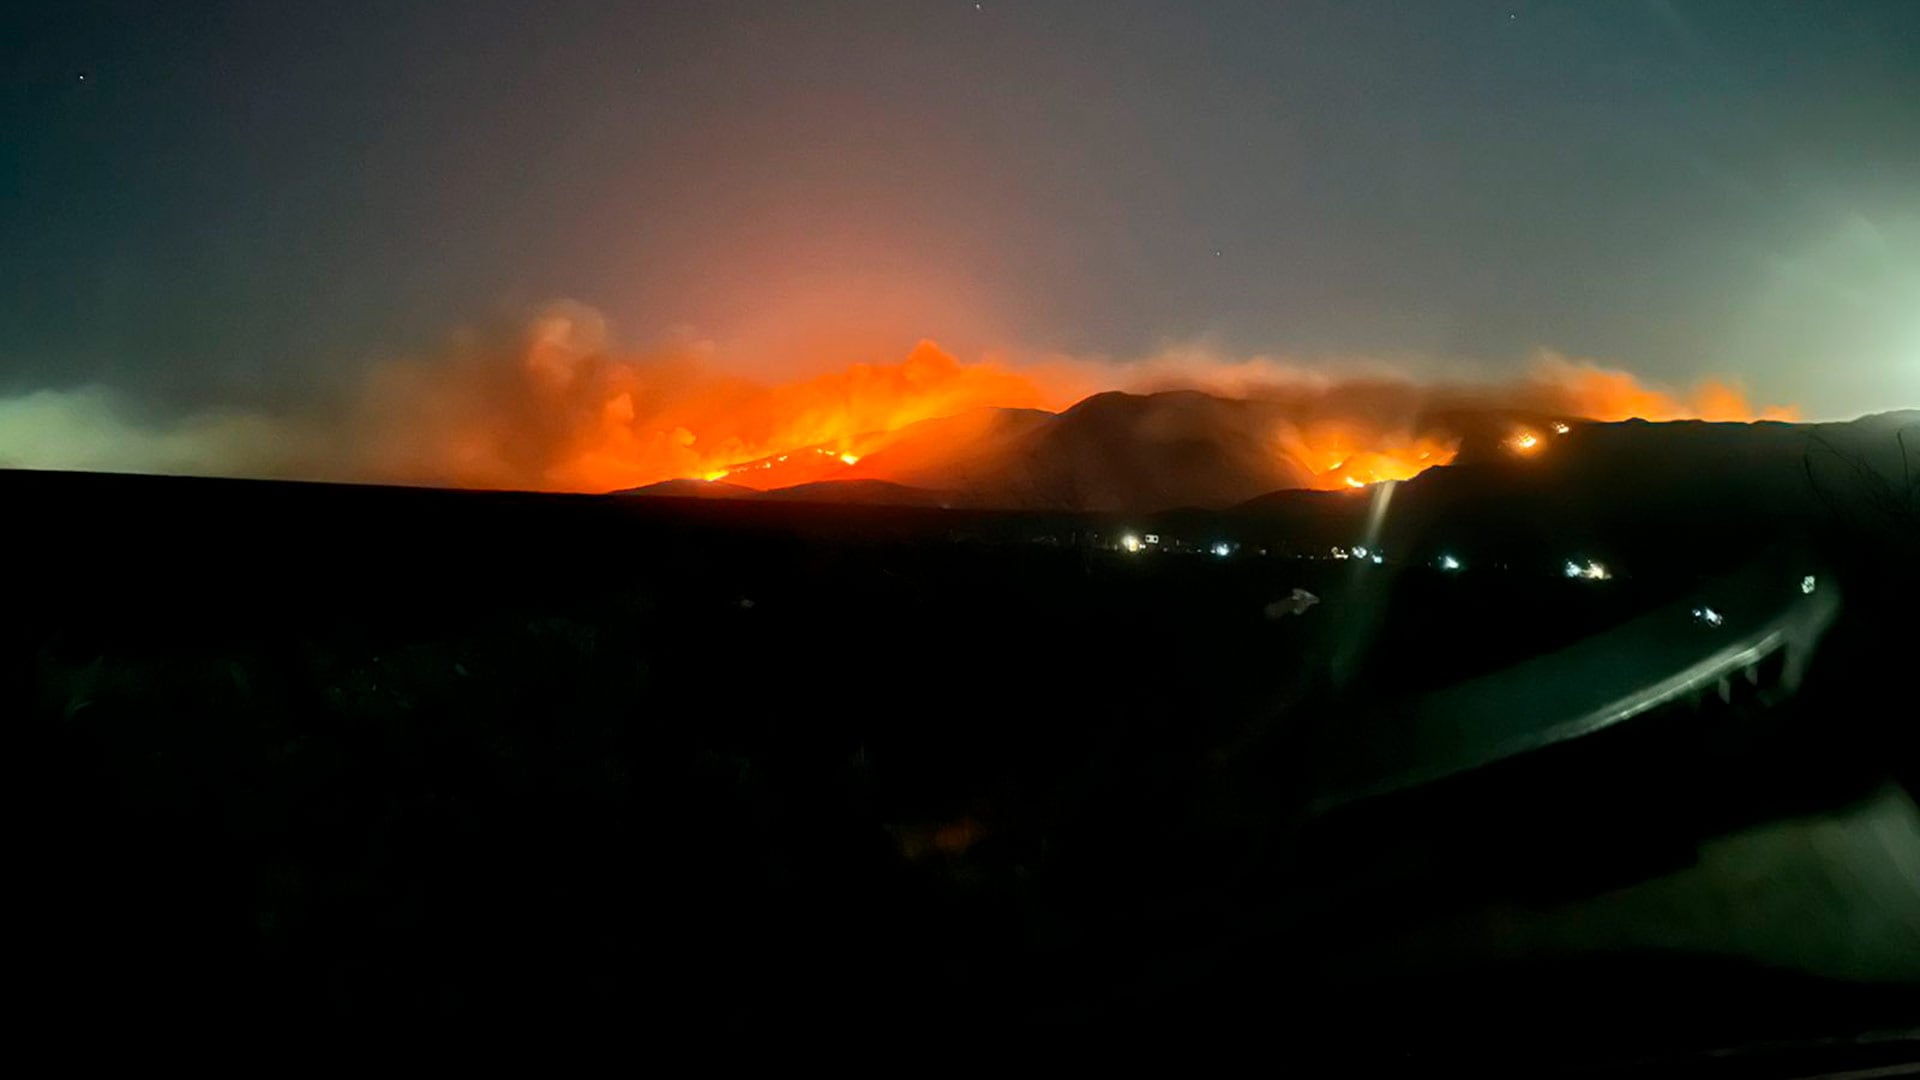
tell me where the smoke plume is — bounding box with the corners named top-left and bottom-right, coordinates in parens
top-left (0, 302), bottom-right (1799, 494)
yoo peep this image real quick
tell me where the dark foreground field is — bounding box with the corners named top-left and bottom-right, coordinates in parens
top-left (10, 468), bottom-right (1918, 1066)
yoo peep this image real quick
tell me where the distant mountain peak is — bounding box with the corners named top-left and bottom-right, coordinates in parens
top-left (613, 399), bottom-right (1915, 515)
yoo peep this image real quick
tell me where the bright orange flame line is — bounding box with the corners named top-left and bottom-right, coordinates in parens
top-left (372, 311), bottom-right (1796, 494)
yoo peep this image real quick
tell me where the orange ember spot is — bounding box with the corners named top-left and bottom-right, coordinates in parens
top-left (892, 817), bottom-right (985, 860)
top-left (933, 818), bottom-right (983, 855)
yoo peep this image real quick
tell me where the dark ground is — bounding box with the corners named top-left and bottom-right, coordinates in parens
top-left (9, 468), bottom-right (1917, 1068)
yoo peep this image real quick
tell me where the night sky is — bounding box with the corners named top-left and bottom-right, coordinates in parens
top-left (4, 1), bottom-right (1916, 430)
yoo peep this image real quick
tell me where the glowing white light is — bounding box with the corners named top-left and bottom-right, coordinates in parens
top-left (1331, 547), bottom-right (1349, 560)
top-left (1693, 606), bottom-right (1724, 627)
top-left (1211, 542), bottom-right (1233, 557)
top-left (1371, 554), bottom-right (1384, 565)
top-left (839, 453), bottom-right (859, 465)
top-left (1552, 422), bottom-right (1571, 435)
top-left (1801, 575), bottom-right (1816, 595)
top-left (1514, 433), bottom-right (1538, 449)
top-left (1345, 476), bottom-right (1366, 489)
top-left (1565, 561), bottom-right (1582, 578)
top-left (1145, 534), bottom-right (1160, 545)
top-left (1353, 545), bottom-right (1369, 560)
top-left (1439, 554), bottom-right (1461, 571)
top-left (1121, 534), bottom-right (1141, 553)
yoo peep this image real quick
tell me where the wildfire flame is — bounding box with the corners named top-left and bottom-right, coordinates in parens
top-left (338, 304), bottom-right (1799, 496)
top-left (0, 300), bottom-right (1808, 496)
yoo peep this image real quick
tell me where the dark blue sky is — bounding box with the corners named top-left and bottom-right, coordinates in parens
top-left (4, 1), bottom-right (1916, 419)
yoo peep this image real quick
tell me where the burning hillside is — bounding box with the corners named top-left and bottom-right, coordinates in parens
top-left (0, 303), bottom-right (1800, 503)
top-left (360, 306), bottom-right (1789, 507)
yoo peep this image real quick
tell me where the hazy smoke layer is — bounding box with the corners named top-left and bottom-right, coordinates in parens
top-left (0, 302), bottom-right (1798, 492)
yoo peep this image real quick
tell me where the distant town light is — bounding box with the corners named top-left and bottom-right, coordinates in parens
top-left (1371, 554), bottom-right (1384, 565)
top-left (1121, 534), bottom-right (1142, 553)
top-left (1693, 606), bottom-right (1725, 628)
top-left (1211, 542), bottom-right (1233, 557)
top-left (1801, 575), bottom-right (1816, 595)
top-left (1552, 421), bottom-right (1571, 435)
top-left (1353, 545), bottom-right (1369, 559)
top-left (1439, 554), bottom-right (1461, 571)
top-left (1145, 534), bottom-right (1160, 545)
top-left (1331, 546), bottom-right (1349, 560)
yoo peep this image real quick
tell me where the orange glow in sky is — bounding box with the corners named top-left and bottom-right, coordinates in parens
top-left (349, 306), bottom-right (1798, 498)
